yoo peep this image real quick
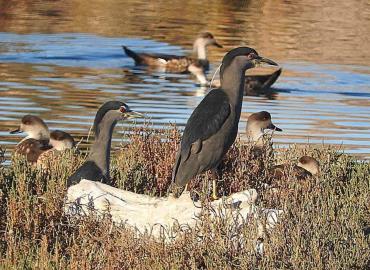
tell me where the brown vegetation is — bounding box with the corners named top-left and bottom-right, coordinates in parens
top-left (0, 126), bottom-right (369, 269)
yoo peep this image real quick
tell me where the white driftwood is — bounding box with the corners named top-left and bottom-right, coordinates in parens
top-left (66, 179), bottom-right (281, 240)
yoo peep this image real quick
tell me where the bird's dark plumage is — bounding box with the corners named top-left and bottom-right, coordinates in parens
top-left (67, 160), bottom-right (107, 187)
top-left (181, 90), bottom-right (230, 153)
top-left (173, 90), bottom-right (230, 182)
top-left (67, 101), bottom-right (140, 188)
top-left (172, 47), bottom-right (277, 196)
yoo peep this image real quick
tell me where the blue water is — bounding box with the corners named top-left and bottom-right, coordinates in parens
top-left (0, 32), bottom-right (370, 159)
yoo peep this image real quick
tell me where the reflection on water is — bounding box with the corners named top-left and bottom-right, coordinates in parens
top-left (0, 0), bottom-right (369, 160)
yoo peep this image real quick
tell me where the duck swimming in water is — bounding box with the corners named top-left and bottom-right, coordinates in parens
top-left (122, 32), bottom-right (222, 73)
top-left (196, 65), bottom-right (282, 93)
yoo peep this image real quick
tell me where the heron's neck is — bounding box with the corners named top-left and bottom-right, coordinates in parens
top-left (193, 40), bottom-right (207, 60)
top-left (88, 114), bottom-right (118, 178)
top-left (221, 61), bottom-right (252, 115)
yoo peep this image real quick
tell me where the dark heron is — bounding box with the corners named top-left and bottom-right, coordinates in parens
top-left (172, 47), bottom-right (278, 199)
top-left (67, 101), bottom-right (143, 187)
top-left (122, 32), bottom-right (222, 73)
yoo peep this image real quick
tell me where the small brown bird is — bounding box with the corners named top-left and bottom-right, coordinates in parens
top-left (36, 130), bottom-right (76, 169)
top-left (10, 115), bottom-right (51, 163)
top-left (271, 156), bottom-right (320, 183)
top-left (246, 111), bottom-right (282, 149)
top-left (122, 32), bottom-right (222, 73)
top-left (10, 115), bottom-right (75, 164)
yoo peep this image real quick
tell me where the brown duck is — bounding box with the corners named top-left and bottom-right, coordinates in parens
top-left (122, 32), bottom-right (222, 73)
top-left (271, 156), bottom-right (320, 183)
top-left (246, 111), bottom-right (282, 147)
top-left (36, 130), bottom-right (76, 169)
top-left (10, 115), bottom-right (75, 164)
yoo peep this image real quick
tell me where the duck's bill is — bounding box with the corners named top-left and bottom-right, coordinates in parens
top-left (268, 123), bottom-right (282, 132)
top-left (257, 56), bottom-right (278, 66)
top-left (10, 128), bottom-right (22, 134)
top-left (212, 41), bottom-right (223, 48)
top-left (125, 110), bottom-right (145, 119)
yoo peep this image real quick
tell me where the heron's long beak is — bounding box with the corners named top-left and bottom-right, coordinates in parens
top-left (10, 128), bottom-right (22, 134)
top-left (125, 110), bottom-right (145, 119)
top-left (257, 56), bottom-right (278, 66)
top-left (267, 123), bottom-right (282, 132)
top-left (211, 40), bottom-right (223, 48)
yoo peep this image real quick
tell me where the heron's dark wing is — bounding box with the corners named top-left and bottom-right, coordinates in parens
top-left (172, 89), bottom-right (230, 182)
top-left (67, 160), bottom-right (107, 187)
top-left (182, 89), bottom-right (230, 156)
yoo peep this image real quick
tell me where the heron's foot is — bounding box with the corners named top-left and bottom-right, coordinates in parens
top-left (211, 193), bottom-right (220, 201)
top-left (170, 183), bottom-right (185, 198)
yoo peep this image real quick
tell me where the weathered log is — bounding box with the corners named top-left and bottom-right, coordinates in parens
top-left (66, 179), bottom-right (281, 240)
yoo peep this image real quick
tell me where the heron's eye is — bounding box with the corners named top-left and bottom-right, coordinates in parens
top-left (248, 53), bottom-right (257, 60)
top-left (119, 106), bottom-right (127, 113)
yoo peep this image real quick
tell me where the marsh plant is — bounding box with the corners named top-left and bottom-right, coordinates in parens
top-left (0, 125), bottom-right (369, 269)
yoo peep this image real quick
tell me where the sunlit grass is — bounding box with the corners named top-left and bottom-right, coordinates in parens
top-left (0, 126), bottom-right (369, 269)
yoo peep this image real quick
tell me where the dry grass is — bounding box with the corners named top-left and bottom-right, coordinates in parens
top-left (0, 125), bottom-right (369, 269)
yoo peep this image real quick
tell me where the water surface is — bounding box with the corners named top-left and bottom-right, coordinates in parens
top-left (0, 0), bottom-right (369, 160)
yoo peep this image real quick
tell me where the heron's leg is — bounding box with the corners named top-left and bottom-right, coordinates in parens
top-left (212, 179), bottom-right (218, 200)
top-left (211, 166), bottom-right (222, 200)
